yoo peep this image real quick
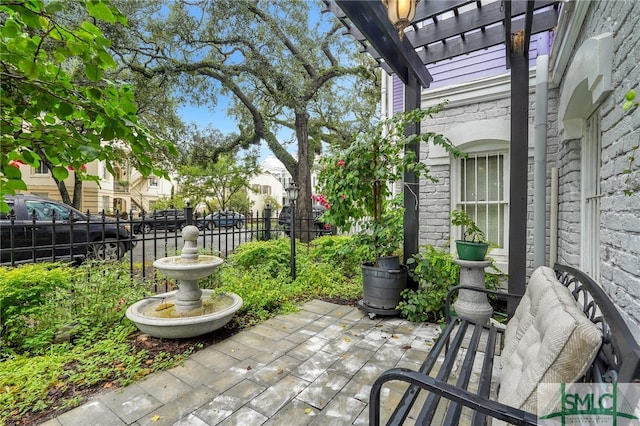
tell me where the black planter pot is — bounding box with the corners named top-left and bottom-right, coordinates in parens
top-left (359, 262), bottom-right (407, 316)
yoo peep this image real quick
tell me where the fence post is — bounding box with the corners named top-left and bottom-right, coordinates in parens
top-left (185, 202), bottom-right (193, 225)
top-left (264, 204), bottom-right (272, 241)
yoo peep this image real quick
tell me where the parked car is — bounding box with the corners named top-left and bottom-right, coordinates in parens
top-left (132, 209), bottom-right (187, 234)
top-left (0, 194), bottom-right (135, 264)
top-left (278, 205), bottom-right (330, 235)
top-left (197, 211), bottom-right (245, 230)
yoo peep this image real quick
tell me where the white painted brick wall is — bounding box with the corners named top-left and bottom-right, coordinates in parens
top-left (417, 0), bottom-right (640, 330)
top-left (554, 0), bottom-right (640, 328)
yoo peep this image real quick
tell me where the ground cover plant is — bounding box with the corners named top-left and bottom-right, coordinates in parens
top-left (0, 235), bottom-right (364, 425)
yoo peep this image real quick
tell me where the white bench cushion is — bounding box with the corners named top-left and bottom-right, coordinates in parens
top-left (497, 266), bottom-right (602, 413)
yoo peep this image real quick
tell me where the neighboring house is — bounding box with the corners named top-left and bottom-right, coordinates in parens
top-left (14, 160), bottom-right (175, 215)
top-left (248, 172), bottom-right (284, 214)
top-left (376, 1), bottom-right (639, 328)
top-left (260, 154), bottom-right (323, 207)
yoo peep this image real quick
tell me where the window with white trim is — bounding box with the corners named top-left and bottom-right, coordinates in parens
top-left (456, 151), bottom-right (508, 250)
top-left (34, 163), bottom-right (48, 175)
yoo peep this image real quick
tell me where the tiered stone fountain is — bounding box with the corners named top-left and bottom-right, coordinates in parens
top-left (126, 225), bottom-right (242, 339)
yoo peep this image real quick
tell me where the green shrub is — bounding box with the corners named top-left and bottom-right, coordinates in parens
top-left (227, 238), bottom-right (292, 277)
top-left (398, 245), bottom-right (506, 322)
top-left (308, 235), bottom-right (368, 277)
top-left (0, 263), bottom-right (75, 352)
top-left (398, 245), bottom-right (460, 322)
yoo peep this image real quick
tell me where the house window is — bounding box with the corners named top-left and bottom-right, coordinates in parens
top-left (457, 152), bottom-right (507, 248)
top-left (34, 163), bottom-right (48, 175)
top-left (261, 185), bottom-right (271, 195)
top-left (148, 177), bottom-right (158, 187)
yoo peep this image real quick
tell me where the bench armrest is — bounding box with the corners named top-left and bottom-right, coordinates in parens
top-left (370, 367), bottom-right (538, 426)
top-left (445, 285), bottom-right (523, 323)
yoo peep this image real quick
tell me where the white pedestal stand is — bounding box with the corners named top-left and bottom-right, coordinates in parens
top-left (453, 259), bottom-right (493, 325)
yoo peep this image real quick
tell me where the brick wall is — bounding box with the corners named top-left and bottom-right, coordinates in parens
top-left (415, 0), bottom-right (639, 330)
top-left (554, 0), bottom-right (640, 328)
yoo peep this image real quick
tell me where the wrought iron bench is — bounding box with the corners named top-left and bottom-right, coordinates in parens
top-left (370, 264), bottom-right (640, 425)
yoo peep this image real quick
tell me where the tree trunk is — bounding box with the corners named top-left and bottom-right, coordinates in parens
top-left (72, 175), bottom-right (83, 211)
top-left (39, 152), bottom-right (73, 207)
top-left (295, 109), bottom-right (313, 243)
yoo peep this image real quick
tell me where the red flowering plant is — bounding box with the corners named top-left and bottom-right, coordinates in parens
top-left (318, 105), bottom-right (465, 264)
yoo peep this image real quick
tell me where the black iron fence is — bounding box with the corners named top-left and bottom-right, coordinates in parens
top-left (0, 204), bottom-right (332, 284)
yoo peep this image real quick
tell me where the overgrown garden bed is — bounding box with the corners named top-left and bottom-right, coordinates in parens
top-left (0, 236), bottom-right (366, 425)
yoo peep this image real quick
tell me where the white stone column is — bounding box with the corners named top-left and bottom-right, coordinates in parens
top-left (453, 259), bottom-right (493, 324)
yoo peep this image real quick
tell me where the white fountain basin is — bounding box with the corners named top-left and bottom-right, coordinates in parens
top-left (126, 290), bottom-right (243, 339)
top-left (153, 255), bottom-right (223, 280)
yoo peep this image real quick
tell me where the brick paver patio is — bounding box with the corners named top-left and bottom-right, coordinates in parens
top-left (41, 300), bottom-right (442, 426)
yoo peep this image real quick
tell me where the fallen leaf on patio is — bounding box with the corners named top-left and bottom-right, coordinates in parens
top-left (103, 382), bottom-right (112, 389)
top-left (392, 335), bottom-right (399, 339)
top-left (341, 354), bottom-right (349, 359)
top-left (401, 344), bottom-right (412, 350)
top-left (344, 337), bottom-right (351, 342)
top-left (247, 365), bottom-right (252, 371)
top-left (277, 369), bottom-right (284, 375)
top-left (376, 324), bottom-right (383, 328)
top-left (151, 415), bottom-right (161, 422)
top-left (305, 408), bottom-right (312, 415)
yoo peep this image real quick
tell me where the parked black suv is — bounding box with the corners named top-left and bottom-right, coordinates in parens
top-left (1, 194), bottom-right (135, 264)
top-left (278, 205), bottom-right (330, 235)
top-left (131, 209), bottom-right (187, 234)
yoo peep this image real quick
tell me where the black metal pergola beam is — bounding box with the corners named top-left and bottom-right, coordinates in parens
top-left (507, 0), bottom-right (536, 316)
top-left (417, 7), bottom-right (558, 65)
top-left (328, 0), bottom-right (561, 305)
top-left (408, 0), bottom-right (556, 48)
top-left (335, 0), bottom-right (433, 87)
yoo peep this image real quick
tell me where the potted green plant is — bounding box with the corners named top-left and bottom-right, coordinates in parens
top-left (450, 209), bottom-right (491, 261)
top-left (318, 105), bottom-right (464, 314)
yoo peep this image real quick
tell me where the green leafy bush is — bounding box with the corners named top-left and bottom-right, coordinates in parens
top-left (226, 238), bottom-right (292, 277)
top-left (0, 263), bottom-right (75, 351)
top-left (398, 245), bottom-right (460, 322)
top-left (398, 245), bottom-right (506, 322)
top-left (307, 235), bottom-right (369, 276)
top-left (216, 235), bottom-right (364, 327)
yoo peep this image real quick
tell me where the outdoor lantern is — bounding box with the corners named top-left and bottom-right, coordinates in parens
top-left (285, 182), bottom-right (299, 203)
top-left (381, 0), bottom-right (418, 40)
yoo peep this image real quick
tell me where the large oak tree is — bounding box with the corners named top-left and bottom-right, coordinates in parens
top-left (106, 0), bottom-right (379, 241)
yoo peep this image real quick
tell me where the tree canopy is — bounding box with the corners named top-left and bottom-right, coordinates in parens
top-left (177, 128), bottom-right (260, 211)
top-left (0, 0), bottom-right (177, 211)
top-left (105, 0), bottom-right (379, 241)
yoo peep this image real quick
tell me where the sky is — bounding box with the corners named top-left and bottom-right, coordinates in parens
top-left (173, 1), bottom-right (330, 165)
top-left (177, 101), bottom-right (289, 165)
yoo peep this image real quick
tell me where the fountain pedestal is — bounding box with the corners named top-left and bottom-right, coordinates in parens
top-left (126, 225), bottom-right (243, 339)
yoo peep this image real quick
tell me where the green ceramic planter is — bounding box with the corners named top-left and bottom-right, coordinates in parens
top-left (455, 240), bottom-right (490, 261)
